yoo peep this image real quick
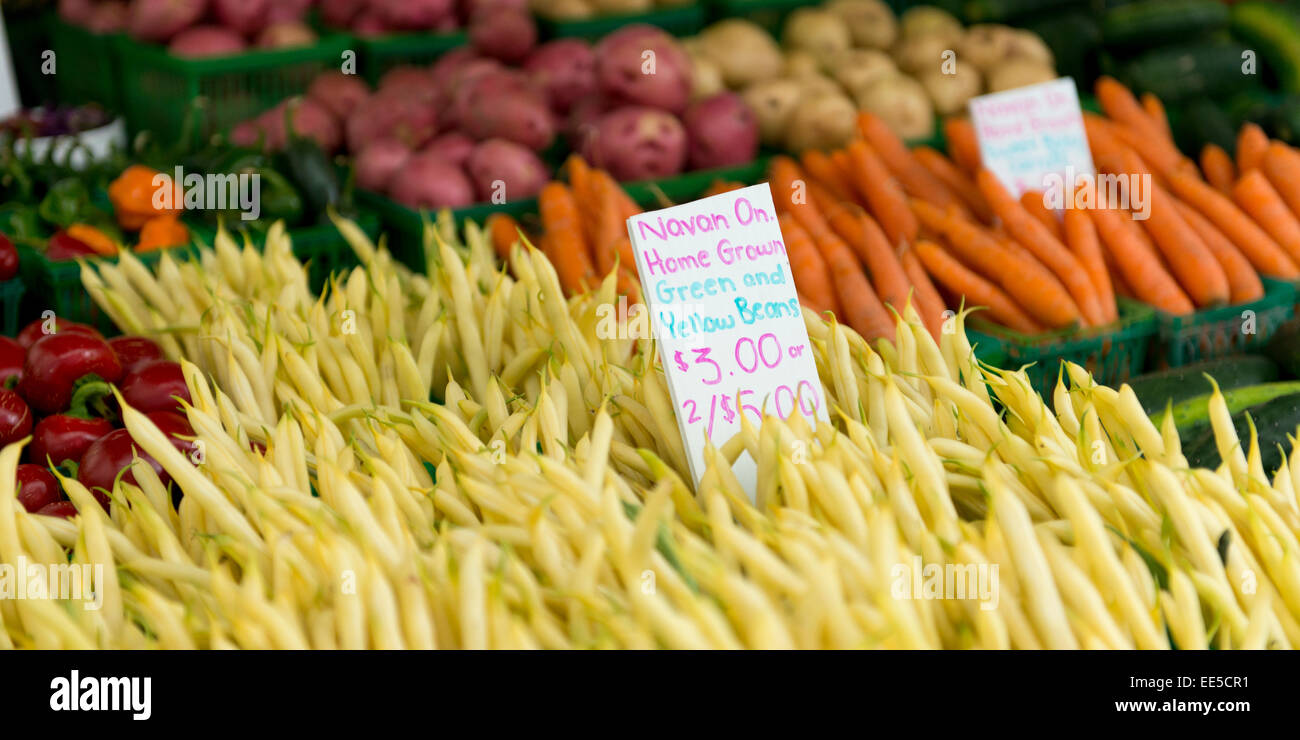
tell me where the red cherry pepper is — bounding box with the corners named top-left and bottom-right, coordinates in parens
top-left (0, 335), bottom-right (22, 386)
top-left (0, 388), bottom-right (32, 446)
top-left (15, 464), bottom-right (61, 513)
top-left (121, 361), bottom-right (191, 414)
top-left (15, 317), bottom-right (103, 349)
top-left (45, 230), bottom-right (98, 261)
top-left (77, 411), bottom-right (197, 510)
top-left (28, 379), bottom-right (117, 467)
top-left (36, 501), bottom-right (79, 518)
top-left (107, 336), bottom-right (165, 375)
top-left (17, 332), bottom-right (123, 414)
top-left (0, 232), bottom-right (17, 281)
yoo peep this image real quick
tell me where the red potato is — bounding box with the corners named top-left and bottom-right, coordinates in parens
top-left (230, 119), bottom-right (263, 148)
top-left (593, 24), bottom-right (666, 58)
top-left (584, 106), bottom-right (687, 181)
top-left (261, 98), bottom-right (342, 153)
top-left (682, 92), bottom-right (759, 170)
top-left (430, 47), bottom-right (482, 106)
top-left (321, 0), bottom-right (364, 27)
top-left (389, 153), bottom-right (475, 209)
top-left (469, 9), bottom-right (537, 65)
top-left (448, 68), bottom-right (539, 129)
top-left (566, 94), bottom-right (611, 149)
top-left (346, 96), bottom-right (438, 152)
top-left (168, 26), bottom-right (247, 57)
top-left (127, 0), bottom-right (208, 42)
top-left (378, 66), bottom-right (440, 104)
top-left (267, 0), bottom-right (313, 23)
top-left (308, 71), bottom-right (371, 121)
top-left (524, 39), bottom-right (597, 114)
top-left (59, 0), bottom-right (97, 25)
top-left (596, 25), bottom-right (693, 114)
top-left (355, 140), bottom-right (413, 191)
top-left (423, 132), bottom-right (476, 167)
top-left (466, 139), bottom-right (548, 202)
top-left (257, 22), bottom-right (318, 49)
top-left (351, 12), bottom-right (388, 37)
top-left (212, 0), bottom-right (268, 36)
top-left (375, 0), bottom-right (454, 30)
top-left (460, 92), bottom-right (556, 151)
top-left (86, 2), bottom-right (130, 33)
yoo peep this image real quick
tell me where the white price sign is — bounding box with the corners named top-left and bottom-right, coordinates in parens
top-left (627, 184), bottom-right (829, 497)
top-left (968, 77), bottom-right (1094, 199)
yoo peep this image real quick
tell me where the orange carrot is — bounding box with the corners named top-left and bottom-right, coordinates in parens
top-left (1133, 178), bottom-right (1230, 307)
top-left (487, 212), bottom-right (522, 261)
top-left (1141, 92), bottom-right (1172, 142)
top-left (1107, 121), bottom-right (1187, 179)
top-left (1261, 141), bottom-right (1300, 221)
top-left (813, 183), bottom-right (914, 322)
top-left (1232, 168), bottom-right (1300, 268)
top-left (857, 112), bottom-right (963, 210)
top-left (808, 218), bottom-right (896, 340)
top-left (844, 139), bottom-right (918, 247)
top-left (828, 149), bottom-right (865, 207)
top-left (913, 200), bottom-right (1081, 329)
top-left (1166, 170), bottom-right (1300, 278)
top-left (1200, 144), bottom-right (1236, 195)
top-left (899, 245), bottom-right (947, 333)
top-left (1087, 194), bottom-right (1194, 315)
top-left (976, 169), bottom-right (1105, 325)
top-left (799, 149), bottom-right (854, 203)
top-left (778, 212), bottom-right (841, 318)
top-left (943, 117), bottom-right (982, 174)
top-left (702, 180), bottom-right (745, 198)
top-left (914, 240), bottom-right (1043, 334)
top-left (1236, 122), bottom-right (1270, 173)
top-left (1019, 191), bottom-right (1063, 242)
top-left (1096, 77), bottom-right (1189, 174)
top-left (590, 175), bottom-right (628, 276)
top-left (1175, 200), bottom-right (1264, 304)
top-left (912, 146), bottom-right (993, 222)
top-left (616, 266), bottom-right (642, 304)
top-left (1063, 208), bottom-right (1117, 324)
top-left (539, 182), bottom-right (598, 295)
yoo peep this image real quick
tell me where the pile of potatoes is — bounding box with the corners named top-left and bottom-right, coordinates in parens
top-left (531, 0), bottom-right (694, 22)
top-left (685, 2), bottom-right (1056, 151)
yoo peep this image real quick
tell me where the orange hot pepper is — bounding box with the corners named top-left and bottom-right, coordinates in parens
top-left (136, 216), bottom-right (189, 252)
top-left (64, 224), bottom-right (118, 256)
top-left (109, 165), bottom-right (183, 231)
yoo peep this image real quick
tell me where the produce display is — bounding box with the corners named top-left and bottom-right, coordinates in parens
top-left (59, 0), bottom-right (321, 54)
top-left (685, 3), bottom-right (1056, 148)
top-left (6, 0), bottom-right (1300, 659)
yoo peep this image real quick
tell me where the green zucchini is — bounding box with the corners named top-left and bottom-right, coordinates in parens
top-left (1264, 316), bottom-right (1300, 378)
top-left (1022, 11), bottom-right (1102, 85)
top-left (1158, 381), bottom-right (1300, 440)
top-left (1231, 1), bottom-right (1300, 94)
top-left (1172, 98), bottom-right (1239, 160)
top-left (1126, 355), bottom-right (1280, 416)
top-left (1103, 0), bottom-right (1229, 48)
top-left (1181, 392), bottom-right (1300, 473)
top-left (1122, 41), bottom-right (1259, 103)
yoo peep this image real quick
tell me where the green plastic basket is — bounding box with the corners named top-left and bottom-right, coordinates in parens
top-left (358, 32), bottom-right (467, 86)
top-left (967, 299), bottom-right (1158, 397)
top-left (358, 190), bottom-right (539, 272)
top-left (1, 278), bottom-right (23, 336)
top-left (623, 156), bottom-right (773, 206)
top-left (540, 4), bottom-right (707, 39)
top-left (16, 246), bottom-right (171, 335)
top-left (709, 0), bottom-right (809, 33)
top-left (186, 212), bottom-right (382, 292)
top-left (1152, 277), bottom-right (1297, 368)
top-left (50, 19), bottom-right (123, 110)
top-left (114, 33), bottom-right (355, 143)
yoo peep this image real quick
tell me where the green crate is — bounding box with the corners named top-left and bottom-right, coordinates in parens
top-left (1, 278), bottom-right (23, 336)
top-left (16, 246), bottom-right (172, 335)
top-left (187, 212), bottom-right (383, 292)
top-left (709, 0), bottom-right (809, 33)
top-left (540, 4), bottom-right (707, 39)
top-left (50, 19), bottom-right (124, 110)
top-left (967, 299), bottom-right (1158, 397)
top-left (114, 33), bottom-right (355, 143)
top-left (623, 156), bottom-right (773, 206)
top-left (1152, 278), bottom-right (1297, 368)
top-left (358, 190), bottom-right (540, 272)
top-left (358, 32), bottom-right (467, 86)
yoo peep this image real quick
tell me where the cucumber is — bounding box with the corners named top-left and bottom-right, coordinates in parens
top-left (1022, 11), bottom-right (1102, 85)
top-left (1264, 316), bottom-right (1300, 378)
top-left (1231, 1), bottom-right (1300, 94)
top-left (1103, 0), bottom-right (1229, 48)
top-left (1126, 355), bottom-right (1280, 415)
top-left (962, 0), bottom-right (1080, 23)
top-left (1158, 381), bottom-right (1300, 440)
top-left (1171, 98), bottom-right (1238, 159)
top-left (1122, 41), bottom-right (1260, 103)
top-left (1181, 392), bottom-right (1300, 473)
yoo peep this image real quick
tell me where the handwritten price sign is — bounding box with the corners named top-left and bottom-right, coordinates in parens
top-left (628, 183), bottom-right (828, 497)
top-left (968, 77), bottom-right (1094, 199)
